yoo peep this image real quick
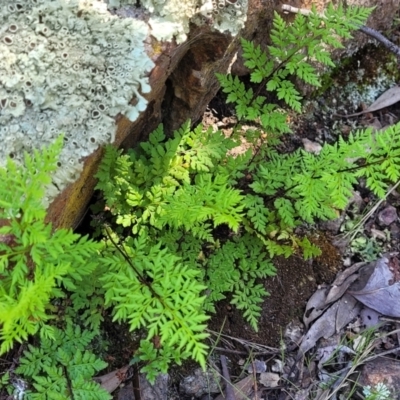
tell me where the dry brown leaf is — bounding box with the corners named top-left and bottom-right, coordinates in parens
top-left (331, 262), bottom-right (366, 287)
top-left (348, 256), bottom-right (400, 317)
top-left (334, 294), bottom-right (361, 332)
top-left (303, 286), bottom-right (329, 328)
top-left (303, 263), bottom-right (365, 328)
top-left (325, 273), bottom-right (360, 305)
top-left (299, 302), bottom-right (339, 355)
top-left (300, 295), bottom-right (361, 356)
top-left (95, 365), bottom-right (130, 393)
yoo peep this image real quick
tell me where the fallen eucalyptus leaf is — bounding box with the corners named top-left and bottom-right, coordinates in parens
top-left (334, 294), bottom-right (360, 332)
top-left (299, 294), bottom-right (360, 355)
top-left (348, 256), bottom-right (400, 317)
top-left (303, 286), bottom-right (330, 328)
top-left (360, 306), bottom-right (381, 328)
top-left (303, 263), bottom-right (365, 328)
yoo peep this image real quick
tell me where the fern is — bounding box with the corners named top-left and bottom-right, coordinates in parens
top-left (160, 174), bottom-right (244, 236)
top-left (16, 323), bottom-right (109, 400)
top-left (90, 3), bottom-right (395, 382)
top-left (100, 232), bottom-right (209, 370)
top-left (94, 112), bottom-right (400, 379)
top-left (203, 234), bottom-right (276, 331)
top-left (3, 4), bottom-right (389, 385)
top-left (0, 138), bottom-right (101, 354)
top-left (217, 5), bottom-right (373, 129)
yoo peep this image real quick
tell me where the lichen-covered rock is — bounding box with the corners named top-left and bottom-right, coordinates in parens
top-left (0, 0), bottom-right (154, 206)
top-left (106, 0), bottom-right (248, 43)
top-left (2, 0), bottom-right (397, 230)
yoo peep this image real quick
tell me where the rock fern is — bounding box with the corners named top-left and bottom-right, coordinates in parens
top-left (94, 4), bottom-right (400, 378)
top-left (217, 4), bottom-right (373, 131)
top-left (0, 138), bottom-right (101, 355)
top-left (16, 323), bottom-right (110, 400)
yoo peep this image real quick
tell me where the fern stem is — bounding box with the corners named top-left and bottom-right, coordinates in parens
top-left (62, 365), bottom-right (76, 400)
top-left (250, 33), bottom-right (322, 106)
top-left (265, 156), bottom-right (393, 205)
top-left (103, 225), bottom-right (158, 297)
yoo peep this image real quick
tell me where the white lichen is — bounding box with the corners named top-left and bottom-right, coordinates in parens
top-left (0, 0), bottom-right (154, 206)
top-left (107, 0), bottom-right (248, 43)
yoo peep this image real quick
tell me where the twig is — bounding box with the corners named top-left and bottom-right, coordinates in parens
top-left (213, 346), bottom-right (279, 356)
top-left (207, 329), bottom-right (280, 353)
top-left (359, 25), bottom-right (400, 58)
top-left (220, 355), bottom-right (236, 400)
top-left (281, 4), bottom-right (318, 17)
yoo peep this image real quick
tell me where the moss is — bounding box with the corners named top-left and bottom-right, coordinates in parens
top-left (315, 44), bottom-right (400, 100)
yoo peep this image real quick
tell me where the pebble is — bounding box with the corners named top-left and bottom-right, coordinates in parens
top-left (180, 368), bottom-right (221, 397)
top-left (378, 205), bottom-right (398, 226)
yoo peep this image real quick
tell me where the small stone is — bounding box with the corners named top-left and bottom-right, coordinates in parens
top-left (390, 224), bottom-right (400, 239)
top-left (180, 368), bottom-right (221, 397)
top-left (139, 373), bottom-right (169, 400)
top-left (302, 138), bottom-right (322, 155)
top-left (343, 257), bottom-right (352, 267)
top-left (378, 205), bottom-right (398, 226)
top-left (359, 358), bottom-right (399, 397)
top-left (319, 217), bottom-right (343, 234)
top-left (247, 359), bottom-right (266, 373)
top-left (271, 360), bottom-right (283, 373)
top-left (259, 372), bottom-right (280, 388)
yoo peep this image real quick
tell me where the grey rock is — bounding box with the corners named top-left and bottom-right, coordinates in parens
top-left (390, 223), bottom-right (400, 239)
top-left (180, 368), bottom-right (222, 397)
top-left (378, 205), bottom-right (398, 226)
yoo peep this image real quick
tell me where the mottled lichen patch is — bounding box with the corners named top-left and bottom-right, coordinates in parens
top-left (0, 0), bottom-right (154, 206)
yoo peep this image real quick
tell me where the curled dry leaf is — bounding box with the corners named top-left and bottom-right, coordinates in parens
top-left (94, 365), bottom-right (130, 393)
top-left (298, 257), bottom-right (400, 363)
top-left (303, 286), bottom-right (330, 328)
top-left (303, 263), bottom-right (365, 328)
top-left (299, 294), bottom-right (360, 356)
top-left (348, 256), bottom-right (400, 317)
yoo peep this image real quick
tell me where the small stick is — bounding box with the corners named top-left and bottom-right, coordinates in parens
top-left (220, 355), bottom-right (236, 400)
top-left (359, 25), bottom-right (400, 58)
top-left (281, 4), bottom-right (319, 16)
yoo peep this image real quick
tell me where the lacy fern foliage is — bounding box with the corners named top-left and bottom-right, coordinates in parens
top-left (16, 323), bottom-right (109, 400)
top-left (3, 2), bottom-right (394, 387)
top-left (100, 231), bottom-right (209, 368)
top-left (217, 4), bottom-right (372, 130)
top-left (0, 138), bottom-right (101, 354)
top-left (96, 108), bottom-right (400, 377)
